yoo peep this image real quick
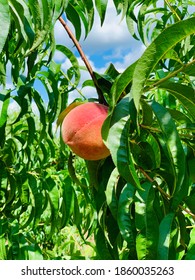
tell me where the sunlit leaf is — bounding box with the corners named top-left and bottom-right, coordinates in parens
top-left (110, 60), bottom-right (137, 107)
top-left (117, 183), bottom-right (136, 254)
top-left (0, 0), bottom-right (10, 54)
top-left (185, 227), bottom-right (195, 260)
top-left (56, 44), bottom-right (81, 87)
top-left (131, 17), bottom-right (195, 110)
top-left (105, 167), bottom-right (119, 220)
top-left (135, 182), bottom-right (159, 260)
top-left (0, 91), bottom-right (10, 127)
top-left (95, 0), bottom-right (108, 25)
top-left (157, 213), bottom-right (175, 260)
top-left (150, 100), bottom-right (186, 195)
top-left (65, 3), bottom-right (82, 40)
top-left (158, 81), bottom-right (195, 120)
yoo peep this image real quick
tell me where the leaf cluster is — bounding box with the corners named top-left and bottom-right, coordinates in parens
top-left (0, 0), bottom-right (195, 260)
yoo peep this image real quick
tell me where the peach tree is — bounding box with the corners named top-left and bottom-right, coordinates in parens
top-left (0, 0), bottom-right (195, 259)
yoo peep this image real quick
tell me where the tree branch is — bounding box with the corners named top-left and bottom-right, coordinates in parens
top-left (146, 59), bottom-right (195, 91)
top-left (139, 167), bottom-right (195, 220)
top-left (58, 16), bottom-right (106, 105)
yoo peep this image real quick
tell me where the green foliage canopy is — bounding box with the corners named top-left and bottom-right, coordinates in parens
top-left (0, 0), bottom-right (195, 260)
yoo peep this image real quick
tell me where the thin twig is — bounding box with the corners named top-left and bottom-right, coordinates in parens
top-left (164, 0), bottom-right (181, 21)
top-left (60, 69), bottom-right (86, 99)
top-left (139, 167), bottom-right (170, 200)
top-left (58, 16), bottom-right (106, 105)
top-left (146, 59), bottom-right (195, 91)
top-left (139, 167), bottom-right (195, 220)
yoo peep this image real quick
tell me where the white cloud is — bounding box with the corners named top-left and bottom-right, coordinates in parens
top-left (54, 2), bottom-right (144, 63)
top-left (81, 3), bottom-right (141, 56)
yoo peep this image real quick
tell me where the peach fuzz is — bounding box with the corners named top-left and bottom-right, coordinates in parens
top-left (61, 102), bottom-right (110, 160)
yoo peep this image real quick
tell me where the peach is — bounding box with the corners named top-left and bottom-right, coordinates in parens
top-left (61, 102), bottom-right (110, 160)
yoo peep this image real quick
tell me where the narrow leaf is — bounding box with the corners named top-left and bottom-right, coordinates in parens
top-left (158, 81), bottom-right (195, 120)
top-left (0, 0), bottom-right (10, 54)
top-left (95, 0), bottom-right (108, 25)
top-left (150, 100), bottom-right (186, 195)
top-left (66, 3), bottom-right (82, 40)
top-left (185, 227), bottom-right (195, 260)
top-left (105, 167), bottom-right (119, 220)
top-left (131, 17), bottom-right (195, 109)
top-left (117, 183), bottom-right (136, 248)
top-left (135, 182), bottom-right (159, 260)
top-left (110, 60), bottom-right (137, 107)
top-left (0, 91), bottom-right (10, 127)
top-left (157, 213), bottom-right (175, 260)
top-left (103, 95), bottom-right (142, 189)
top-left (56, 44), bottom-right (81, 87)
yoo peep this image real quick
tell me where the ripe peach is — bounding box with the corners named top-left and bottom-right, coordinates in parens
top-left (61, 102), bottom-right (110, 160)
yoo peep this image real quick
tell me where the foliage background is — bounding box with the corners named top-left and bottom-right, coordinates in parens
top-left (0, 0), bottom-right (195, 260)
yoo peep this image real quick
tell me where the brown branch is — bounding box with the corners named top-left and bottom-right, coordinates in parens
top-left (58, 16), bottom-right (106, 105)
top-left (139, 167), bottom-right (170, 200)
top-left (139, 167), bottom-right (195, 220)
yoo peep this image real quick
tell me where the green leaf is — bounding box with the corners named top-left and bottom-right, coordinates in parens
top-left (32, 89), bottom-right (46, 127)
top-left (85, 159), bottom-right (102, 190)
top-left (95, 0), bottom-right (108, 25)
top-left (27, 116), bottom-right (36, 146)
top-left (131, 17), bottom-right (195, 110)
top-left (53, 0), bottom-right (68, 22)
top-left (146, 133), bottom-right (161, 169)
top-left (117, 183), bottom-right (136, 250)
top-left (103, 95), bottom-right (142, 189)
top-left (135, 182), bottom-right (159, 260)
top-left (56, 44), bottom-right (81, 87)
top-left (158, 81), bottom-right (195, 120)
top-left (96, 226), bottom-right (114, 259)
top-left (131, 135), bottom-right (161, 171)
top-left (150, 100), bottom-right (186, 195)
top-left (0, 220), bottom-right (7, 260)
top-left (176, 210), bottom-right (187, 253)
top-left (157, 213), bottom-right (175, 260)
top-left (168, 108), bottom-right (192, 125)
top-left (105, 167), bottom-right (119, 220)
top-left (0, 91), bottom-right (10, 127)
top-left (66, 3), bottom-right (82, 40)
top-left (61, 176), bottom-right (74, 227)
top-left (28, 174), bottom-right (43, 227)
top-left (81, 0), bottom-right (94, 35)
top-left (112, 0), bottom-right (128, 19)
top-left (110, 60), bottom-right (137, 107)
top-left (0, 0), bottom-right (10, 54)
top-left (126, 12), bottom-right (139, 40)
top-left (9, 0), bottom-right (29, 46)
top-left (184, 191), bottom-right (195, 214)
top-left (185, 227), bottom-right (195, 260)
top-left (27, 244), bottom-right (43, 260)
top-left (20, 179), bottom-right (29, 207)
top-left (0, 236), bottom-right (6, 260)
top-left (27, 0), bottom-right (54, 54)
top-left (183, 63), bottom-right (195, 76)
